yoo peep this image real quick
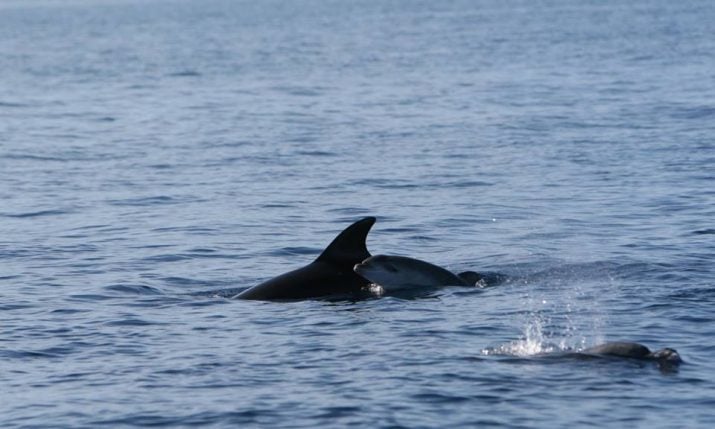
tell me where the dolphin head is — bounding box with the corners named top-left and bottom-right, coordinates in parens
top-left (354, 254), bottom-right (465, 289)
top-left (354, 255), bottom-right (405, 286)
top-left (650, 348), bottom-right (683, 365)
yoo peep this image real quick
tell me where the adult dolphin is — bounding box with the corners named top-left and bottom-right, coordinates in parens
top-left (353, 254), bottom-right (483, 292)
top-left (234, 217), bottom-right (375, 300)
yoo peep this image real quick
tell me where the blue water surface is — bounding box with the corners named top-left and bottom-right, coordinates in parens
top-left (1, 0), bottom-right (714, 427)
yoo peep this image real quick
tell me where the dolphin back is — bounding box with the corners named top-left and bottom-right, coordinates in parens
top-left (583, 342), bottom-right (651, 358)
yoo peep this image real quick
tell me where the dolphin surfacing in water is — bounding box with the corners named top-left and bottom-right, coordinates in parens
top-left (353, 254), bottom-right (482, 292)
top-left (582, 342), bottom-right (682, 365)
top-left (234, 217), bottom-right (375, 301)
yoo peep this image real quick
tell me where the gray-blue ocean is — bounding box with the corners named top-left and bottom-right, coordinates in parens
top-left (2, 0), bottom-right (714, 427)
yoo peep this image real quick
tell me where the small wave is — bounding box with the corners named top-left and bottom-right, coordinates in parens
top-left (294, 150), bottom-right (338, 157)
top-left (266, 246), bottom-right (319, 257)
top-left (1, 346), bottom-right (74, 359)
top-left (312, 406), bottom-right (364, 418)
top-left (670, 105), bottom-right (715, 120)
top-left (92, 410), bottom-right (266, 427)
top-left (1, 209), bottom-right (70, 218)
top-left (271, 85), bottom-right (325, 97)
top-left (104, 318), bottom-right (158, 327)
top-left (448, 180), bottom-right (494, 188)
top-left (50, 308), bottom-right (89, 314)
top-left (1, 153), bottom-right (66, 162)
top-left (67, 293), bottom-right (114, 302)
top-left (0, 101), bottom-right (29, 108)
top-left (141, 254), bottom-right (192, 263)
top-left (190, 288), bottom-right (245, 298)
top-left (107, 196), bottom-right (179, 207)
top-left (0, 302), bottom-right (34, 310)
top-left (167, 70), bottom-right (202, 77)
top-left (105, 284), bottom-right (163, 295)
top-left (0, 349), bottom-right (58, 359)
top-left (411, 393), bottom-right (471, 404)
top-left (693, 229), bottom-right (715, 235)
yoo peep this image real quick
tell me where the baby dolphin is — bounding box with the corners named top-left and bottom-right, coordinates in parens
top-left (583, 342), bottom-right (682, 366)
top-left (354, 254), bottom-right (482, 292)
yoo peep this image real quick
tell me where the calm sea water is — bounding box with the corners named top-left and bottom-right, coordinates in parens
top-left (2, 0), bottom-right (714, 427)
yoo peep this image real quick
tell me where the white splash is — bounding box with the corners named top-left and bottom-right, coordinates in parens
top-left (365, 283), bottom-right (385, 297)
top-left (482, 312), bottom-right (563, 356)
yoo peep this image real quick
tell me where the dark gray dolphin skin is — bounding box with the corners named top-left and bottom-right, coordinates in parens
top-left (234, 217), bottom-right (375, 300)
top-left (353, 254), bottom-right (482, 291)
top-left (583, 342), bottom-right (682, 365)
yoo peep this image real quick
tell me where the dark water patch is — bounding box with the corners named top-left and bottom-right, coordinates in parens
top-left (167, 70), bottom-right (201, 77)
top-left (1, 153), bottom-right (67, 162)
top-left (447, 180), bottom-right (494, 188)
top-left (148, 163), bottom-right (174, 169)
top-left (265, 246), bottom-right (319, 257)
top-left (1, 209), bottom-right (71, 218)
top-left (50, 308), bottom-right (89, 314)
top-left (325, 207), bottom-right (375, 217)
top-left (407, 234), bottom-right (439, 242)
top-left (312, 406), bottom-right (364, 419)
top-left (130, 243), bottom-right (174, 249)
top-left (0, 101), bottom-right (30, 108)
top-left (272, 85), bottom-right (326, 97)
top-left (107, 196), bottom-right (185, 206)
top-left (161, 276), bottom-right (212, 286)
top-left (105, 283), bottom-right (163, 295)
top-left (3, 346), bottom-right (75, 359)
top-left (286, 135), bottom-right (318, 144)
top-left (411, 392), bottom-right (472, 404)
top-left (141, 254), bottom-right (192, 263)
top-left (67, 224), bottom-right (126, 233)
top-left (177, 298), bottom-right (232, 307)
top-left (0, 303), bottom-right (35, 311)
top-left (92, 410), bottom-right (269, 427)
top-left (675, 314), bottom-right (713, 323)
top-left (51, 372), bottom-right (93, 384)
top-left (667, 287), bottom-right (715, 301)
top-left (161, 277), bottom-right (241, 291)
top-left (347, 177), bottom-right (419, 189)
top-left (380, 226), bottom-right (423, 234)
top-left (123, 296), bottom-right (186, 308)
top-left (670, 105), bottom-right (715, 120)
top-left (67, 293), bottom-right (114, 302)
top-left (184, 250), bottom-right (243, 260)
top-left (693, 229), bottom-right (715, 235)
top-left (43, 327), bottom-right (73, 335)
top-left (150, 226), bottom-right (218, 234)
top-left (1, 349), bottom-right (60, 359)
top-left (104, 318), bottom-right (159, 327)
top-left (260, 203), bottom-right (295, 209)
top-left (294, 150), bottom-right (338, 157)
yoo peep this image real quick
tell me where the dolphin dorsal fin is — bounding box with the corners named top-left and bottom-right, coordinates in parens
top-left (316, 217), bottom-right (375, 266)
